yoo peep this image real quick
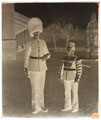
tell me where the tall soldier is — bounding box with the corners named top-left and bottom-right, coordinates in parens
top-left (59, 42), bottom-right (82, 113)
top-left (24, 18), bottom-right (51, 114)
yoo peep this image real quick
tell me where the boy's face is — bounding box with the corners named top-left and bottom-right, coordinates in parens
top-left (32, 31), bottom-right (40, 39)
top-left (66, 46), bottom-right (75, 56)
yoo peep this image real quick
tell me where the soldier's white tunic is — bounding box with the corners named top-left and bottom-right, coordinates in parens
top-left (24, 39), bottom-right (50, 109)
top-left (24, 39), bottom-right (49, 71)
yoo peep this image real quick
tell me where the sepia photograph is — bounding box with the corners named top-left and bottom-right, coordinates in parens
top-left (2, 1), bottom-right (99, 118)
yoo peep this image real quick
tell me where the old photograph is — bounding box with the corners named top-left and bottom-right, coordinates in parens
top-left (2, 2), bottom-right (99, 118)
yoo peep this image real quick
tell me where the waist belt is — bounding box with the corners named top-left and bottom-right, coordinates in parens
top-left (30, 56), bottom-right (43, 59)
top-left (64, 68), bottom-right (76, 71)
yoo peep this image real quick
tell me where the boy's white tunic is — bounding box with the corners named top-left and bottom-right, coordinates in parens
top-left (24, 39), bottom-right (50, 109)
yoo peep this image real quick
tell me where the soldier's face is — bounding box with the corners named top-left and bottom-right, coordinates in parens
top-left (32, 31), bottom-right (40, 39)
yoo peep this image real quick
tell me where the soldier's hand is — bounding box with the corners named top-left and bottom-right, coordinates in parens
top-left (24, 68), bottom-right (30, 78)
top-left (42, 54), bottom-right (48, 61)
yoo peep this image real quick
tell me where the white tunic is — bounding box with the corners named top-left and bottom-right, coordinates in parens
top-left (24, 39), bottom-right (50, 71)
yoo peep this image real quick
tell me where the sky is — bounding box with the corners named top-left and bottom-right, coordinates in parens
top-left (15, 3), bottom-right (98, 29)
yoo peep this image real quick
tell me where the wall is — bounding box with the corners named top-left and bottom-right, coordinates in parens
top-left (2, 3), bottom-right (16, 60)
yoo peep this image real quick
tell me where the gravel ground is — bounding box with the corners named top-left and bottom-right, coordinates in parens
top-left (2, 52), bottom-right (98, 118)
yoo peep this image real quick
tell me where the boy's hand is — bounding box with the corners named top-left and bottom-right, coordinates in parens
top-left (58, 78), bottom-right (64, 82)
top-left (74, 75), bottom-right (80, 83)
top-left (74, 79), bottom-right (80, 83)
top-left (24, 68), bottom-right (28, 74)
